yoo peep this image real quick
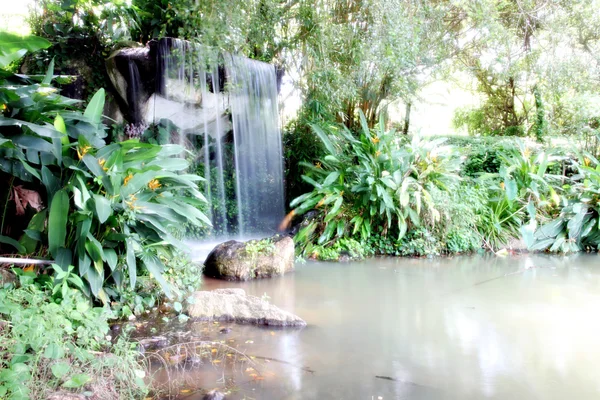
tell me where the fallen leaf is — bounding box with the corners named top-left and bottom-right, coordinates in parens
top-left (245, 367), bottom-right (254, 372)
top-left (226, 354), bottom-right (233, 358)
top-left (10, 186), bottom-right (43, 215)
top-left (249, 373), bottom-right (258, 377)
top-left (254, 376), bottom-right (265, 381)
top-left (270, 331), bottom-right (275, 336)
top-left (212, 359), bottom-right (222, 364)
top-left (180, 389), bottom-right (191, 394)
top-left (245, 340), bottom-right (254, 344)
top-left (211, 348), bottom-right (217, 353)
top-left (23, 265), bottom-right (35, 273)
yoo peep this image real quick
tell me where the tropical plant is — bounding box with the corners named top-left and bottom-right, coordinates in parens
top-left (475, 140), bottom-right (561, 251)
top-left (0, 33), bottom-right (209, 302)
top-left (291, 110), bottom-right (463, 257)
top-left (524, 153), bottom-right (600, 253)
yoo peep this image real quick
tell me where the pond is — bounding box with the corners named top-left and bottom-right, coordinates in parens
top-left (154, 253), bottom-right (600, 400)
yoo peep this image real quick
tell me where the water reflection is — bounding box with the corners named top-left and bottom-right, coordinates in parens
top-left (176, 254), bottom-right (600, 399)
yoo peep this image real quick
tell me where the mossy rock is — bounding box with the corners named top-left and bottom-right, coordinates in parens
top-left (203, 235), bottom-right (294, 281)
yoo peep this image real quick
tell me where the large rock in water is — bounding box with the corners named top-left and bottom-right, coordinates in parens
top-left (187, 288), bottom-right (306, 327)
top-left (203, 235), bottom-right (294, 281)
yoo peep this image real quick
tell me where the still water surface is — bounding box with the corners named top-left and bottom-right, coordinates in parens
top-left (172, 254), bottom-right (600, 400)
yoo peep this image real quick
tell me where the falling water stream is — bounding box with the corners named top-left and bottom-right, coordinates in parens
top-left (152, 39), bottom-right (284, 245)
top-left (227, 55), bottom-right (285, 235)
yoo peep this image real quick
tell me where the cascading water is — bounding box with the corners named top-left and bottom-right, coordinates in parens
top-left (152, 39), bottom-right (284, 245)
top-left (226, 55), bottom-right (285, 235)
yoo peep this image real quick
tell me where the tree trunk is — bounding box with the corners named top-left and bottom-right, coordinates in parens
top-left (403, 102), bottom-right (412, 135)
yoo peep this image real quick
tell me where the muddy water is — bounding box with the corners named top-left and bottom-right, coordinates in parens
top-left (164, 254), bottom-right (600, 400)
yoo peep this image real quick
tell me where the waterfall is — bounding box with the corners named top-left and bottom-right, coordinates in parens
top-left (152, 39), bottom-right (284, 238)
top-left (226, 55), bottom-right (285, 235)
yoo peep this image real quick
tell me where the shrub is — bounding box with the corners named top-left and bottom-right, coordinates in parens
top-left (0, 33), bottom-right (210, 302)
top-left (0, 273), bottom-right (146, 399)
top-left (291, 111), bottom-right (463, 258)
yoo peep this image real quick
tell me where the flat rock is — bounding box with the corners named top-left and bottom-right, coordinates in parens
top-left (187, 288), bottom-right (306, 327)
top-left (203, 235), bottom-right (295, 281)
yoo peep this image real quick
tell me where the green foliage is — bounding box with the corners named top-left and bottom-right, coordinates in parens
top-left (244, 238), bottom-right (275, 276)
top-left (283, 117), bottom-right (327, 208)
top-left (292, 110), bottom-right (464, 258)
top-left (308, 238), bottom-right (365, 261)
top-left (111, 250), bottom-right (201, 319)
top-left (0, 275), bottom-right (146, 399)
top-left (27, 0), bottom-right (140, 100)
top-left (525, 154), bottom-right (600, 253)
top-left (0, 39), bottom-right (209, 302)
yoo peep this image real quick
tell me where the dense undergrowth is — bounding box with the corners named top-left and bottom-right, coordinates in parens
top-left (289, 112), bottom-right (600, 261)
top-left (0, 33), bottom-right (207, 399)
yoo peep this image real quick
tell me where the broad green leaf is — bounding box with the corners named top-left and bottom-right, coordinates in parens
top-left (104, 248), bottom-right (117, 271)
top-left (0, 32), bottom-right (51, 54)
top-left (324, 155), bottom-right (339, 164)
top-left (505, 178), bottom-right (518, 201)
top-left (0, 235), bottom-right (26, 253)
top-left (51, 362), bottom-right (71, 379)
top-left (55, 248), bottom-right (73, 269)
top-left (173, 301), bottom-right (182, 313)
top-left (310, 123), bottom-right (336, 155)
top-left (48, 190), bottom-right (69, 257)
top-left (0, 48), bottom-right (26, 67)
top-left (93, 194), bottom-right (112, 224)
top-left (323, 171), bottom-right (340, 186)
top-left (44, 343), bottom-right (64, 360)
top-left (19, 210), bottom-right (46, 253)
top-left (140, 252), bottom-right (172, 298)
top-left (42, 57), bottom-right (55, 85)
top-left (0, 117), bottom-right (63, 138)
top-left (62, 373), bottom-right (91, 388)
top-left (41, 166), bottom-right (60, 197)
top-left (82, 154), bottom-right (111, 193)
top-left (83, 89), bottom-right (105, 125)
top-left (147, 157), bottom-right (189, 171)
top-left (85, 235), bottom-right (105, 267)
top-left (324, 196), bottom-right (343, 222)
top-left (85, 267), bottom-right (104, 297)
top-left (535, 219), bottom-right (564, 239)
top-left (358, 109), bottom-right (370, 138)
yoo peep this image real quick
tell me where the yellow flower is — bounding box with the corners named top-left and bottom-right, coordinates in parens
top-left (340, 191), bottom-right (344, 196)
top-left (98, 158), bottom-right (108, 171)
top-left (315, 162), bottom-right (322, 169)
top-left (375, 151), bottom-right (381, 157)
top-left (148, 179), bottom-right (161, 191)
top-left (124, 173), bottom-right (134, 186)
top-left (77, 145), bottom-right (91, 160)
top-left (317, 198), bottom-right (325, 208)
top-left (371, 136), bottom-right (380, 144)
top-left (500, 182), bottom-right (505, 190)
top-left (523, 148), bottom-right (532, 158)
top-left (584, 157), bottom-right (591, 166)
top-left (125, 194), bottom-right (143, 211)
